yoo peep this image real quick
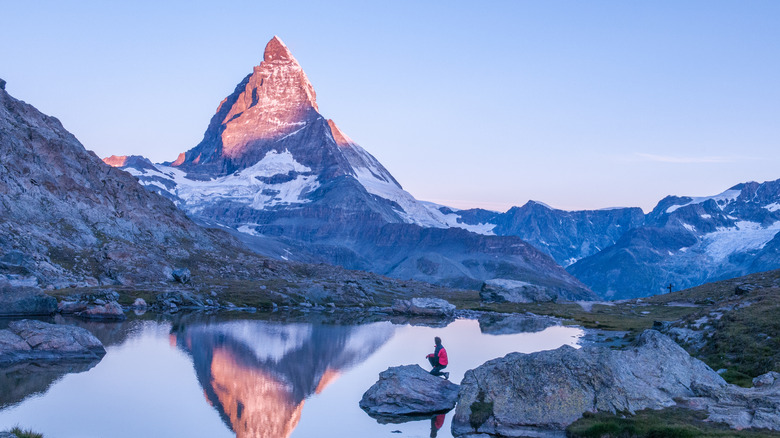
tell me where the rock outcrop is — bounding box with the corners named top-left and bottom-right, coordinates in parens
top-left (360, 365), bottom-right (459, 419)
top-left (0, 320), bottom-right (105, 365)
top-left (451, 330), bottom-right (726, 436)
top-left (480, 279), bottom-right (557, 303)
top-left (391, 298), bottom-right (455, 317)
top-left (682, 371), bottom-right (780, 431)
top-left (0, 282), bottom-right (56, 316)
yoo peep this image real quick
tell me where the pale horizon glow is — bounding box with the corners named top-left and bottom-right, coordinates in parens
top-left (2, 1), bottom-right (779, 213)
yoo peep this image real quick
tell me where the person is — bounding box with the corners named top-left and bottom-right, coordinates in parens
top-left (426, 336), bottom-right (449, 379)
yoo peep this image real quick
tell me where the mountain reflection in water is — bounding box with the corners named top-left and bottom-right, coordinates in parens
top-left (174, 320), bottom-right (395, 438)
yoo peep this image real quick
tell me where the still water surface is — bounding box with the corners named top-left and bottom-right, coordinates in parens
top-left (0, 313), bottom-right (582, 438)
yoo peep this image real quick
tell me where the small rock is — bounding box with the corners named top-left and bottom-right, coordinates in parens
top-left (171, 268), bottom-right (191, 284)
top-left (76, 301), bottom-right (126, 320)
top-left (58, 300), bottom-right (88, 314)
top-left (132, 298), bottom-right (147, 308)
top-left (0, 78), bottom-right (6, 90)
top-left (753, 371), bottom-right (780, 388)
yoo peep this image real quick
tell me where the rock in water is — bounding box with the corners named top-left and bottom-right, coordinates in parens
top-left (0, 282), bottom-right (57, 316)
top-left (360, 365), bottom-right (459, 419)
top-left (0, 320), bottom-right (105, 365)
top-left (391, 298), bottom-right (455, 317)
top-left (451, 330), bottom-right (726, 436)
top-left (76, 301), bottom-right (126, 320)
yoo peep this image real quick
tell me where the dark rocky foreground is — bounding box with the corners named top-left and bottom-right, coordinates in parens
top-left (450, 330), bottom-right (780, 437)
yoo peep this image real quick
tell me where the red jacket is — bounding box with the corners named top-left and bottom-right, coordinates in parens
top-left (438, 347), bottom-right (448, 366)
top-left (428, 346), bottom-right (448, 366)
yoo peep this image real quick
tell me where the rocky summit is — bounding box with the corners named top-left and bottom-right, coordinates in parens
top-left (108, 36), bottom-right (594, 300)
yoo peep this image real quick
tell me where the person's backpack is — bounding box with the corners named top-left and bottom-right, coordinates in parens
top-left (438, 347), bottom-right (448, 366)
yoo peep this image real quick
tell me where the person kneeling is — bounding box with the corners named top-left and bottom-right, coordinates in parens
top-left (426, 336), bottom-right (449, 380)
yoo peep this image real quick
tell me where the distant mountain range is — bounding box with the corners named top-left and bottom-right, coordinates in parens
top-left (104, 36), bottom-right (593, 300)
top-left (103, 36), bottom-right (780, 300)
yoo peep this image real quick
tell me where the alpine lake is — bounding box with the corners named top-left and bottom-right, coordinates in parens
top-left (0, 310), bottom-right (583, 438)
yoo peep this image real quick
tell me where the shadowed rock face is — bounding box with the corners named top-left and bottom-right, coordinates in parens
top-left (0, 83), bottom-right (242, 288)
top-left (174, 320), bottom-right (394, 438)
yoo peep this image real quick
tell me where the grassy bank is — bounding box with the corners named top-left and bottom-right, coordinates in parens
top-left (566, 408), bottom-right (780, 438)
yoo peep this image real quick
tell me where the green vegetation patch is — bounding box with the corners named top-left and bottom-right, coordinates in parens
top-left (469, 390), bottom-right (494, 431)
top-left (8, 426), bottom-right (44, 438)
top-left (566, 408), bottom-right (780, 438)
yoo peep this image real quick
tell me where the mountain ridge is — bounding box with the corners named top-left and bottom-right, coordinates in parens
top-left (106, 36), bottom-right (594, 300)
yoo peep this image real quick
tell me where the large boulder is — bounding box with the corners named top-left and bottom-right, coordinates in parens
top-left (360, 365), bottom-right (459, 419)
top-left (391, 298), bottom-right (455, 317)
top-left (451, 330), bottom-right (726, 436)
top-left (0, 282), bottom-right (57, 316)
top-left (479, 279), bottom-right (557, 303)
top-left (0, 319), bottom-right (105, 365)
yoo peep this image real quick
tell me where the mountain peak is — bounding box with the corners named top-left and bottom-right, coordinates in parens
top-left (264, 36), bottom-right (293, 62)
top-left (173, 36), bottom-right (320, 170)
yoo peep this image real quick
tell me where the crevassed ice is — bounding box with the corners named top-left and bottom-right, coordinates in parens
top-left (703, 220), bottom-right (780, 262)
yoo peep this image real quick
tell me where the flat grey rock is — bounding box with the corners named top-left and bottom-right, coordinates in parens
top-left (360, 364), bottom-right (459, 418)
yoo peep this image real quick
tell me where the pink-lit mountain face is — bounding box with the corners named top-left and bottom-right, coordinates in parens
top-left (171, 36), bottom-right (399, 187)
top-left (108, 37), bottom-right (595, 299)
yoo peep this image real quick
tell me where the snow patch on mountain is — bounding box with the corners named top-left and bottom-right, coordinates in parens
top-left (666, 189), bottom-right (741, 213)
top-left (127, 149), bottom-right (319, 210)
top-left (765, 203), bottom-right (780, 212)
top-left (703, 220), bottom-right (780, 262)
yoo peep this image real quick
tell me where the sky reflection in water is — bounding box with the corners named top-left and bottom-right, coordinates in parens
top-left (0, 315), bottom-right (582, 438)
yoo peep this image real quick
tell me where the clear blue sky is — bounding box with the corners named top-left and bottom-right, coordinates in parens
top-left (3, 1), bottom-right (779, 212)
